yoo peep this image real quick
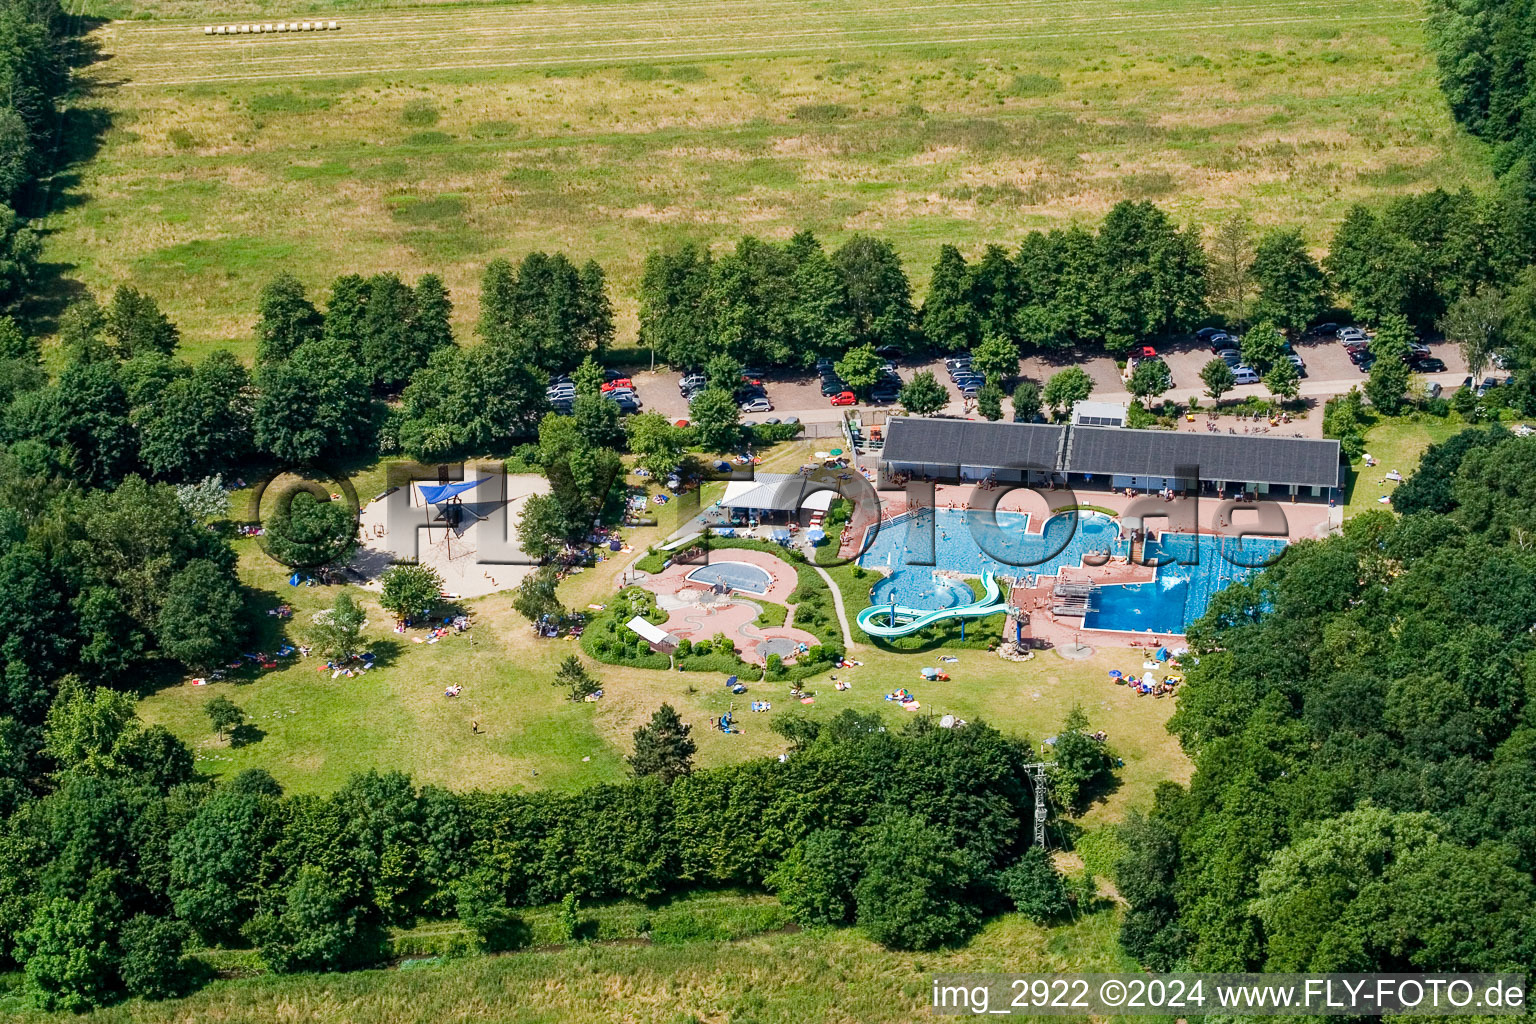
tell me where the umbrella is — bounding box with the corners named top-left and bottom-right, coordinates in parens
top-left (830, 448), bottom-right (843, 456)
top-left (725, 675), bottom-right (738, 688)
top-left (921, 667), bottom-right (937, 678)
top-left (1108, 669), bottom-right (1122, 678)
top-left (806, 528), bottom-right (826, 543)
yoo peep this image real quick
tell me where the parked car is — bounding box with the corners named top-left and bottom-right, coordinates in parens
top-left (1347, 346), bottom-right (1372, 366)
top-left (829, 390), bottom-right (856, 406)
top-left (600, 379), bottom-right (632, 392)
top-left (870, 389), bottom-right (899, 404)
top-left (820, 377), bottom-right (848, 396)
top-left (945, 356), bottom-right (974, 371)
top-left (1215, 348), bottom-right (1242, 366)
top-left (874, 345), bottom-right (904, 360)
top-left (1411, 356), bottom-right (1447, 373)
top-left (546, 385), bottom-right (576, 399)
top-left (603, 368), bottom-right (628, 382)
top-left (1426, 382), bottom-right (1443, 399)
top-left (956, 378), bottom-right (983, 395)
top-left (1287, 353), bottom-right (1307, 375)
top-left (1231, 366), bottom-right (1261, 385)
top-left (763, 417), bottom-right (781, 425)
top-left (739, 397), bottom-right (772, 413)
top-left (783, 416), bottom-right (800, 425)
top-left (1133, 344), bottom-right (1158, 359)
top-left (1208, 334), bottom-right (1233, 352)
top-left (1490, 351), bottom-right (1511, 370)
top-left (678, 374), bottom-right (706, 391)
top-left (1356, 354), bottom-right (1376, 373)
top-left (1338, 327), bottom-right (1368, 343)
top-left (1196, 326), bottom-right (1225, 342)
top-left (1310, 322), bottom-right (1341, 337)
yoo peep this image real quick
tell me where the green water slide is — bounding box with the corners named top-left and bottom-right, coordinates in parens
top-left (856, 572), bottom-right (1012, 639)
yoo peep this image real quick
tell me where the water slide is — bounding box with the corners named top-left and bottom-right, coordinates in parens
top-left (856, 572), bottom-right (1012, 639)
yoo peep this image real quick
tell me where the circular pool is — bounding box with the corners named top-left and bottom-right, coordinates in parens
top-left (870, 570), bottom-right (973, 611)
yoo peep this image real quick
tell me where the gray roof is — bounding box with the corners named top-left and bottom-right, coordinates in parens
top-left (880, 417), bottom-right (1341, 489)
top-left (882, 417), bottom-right (1065, 473)
top-left (1068, 426), bottom-right (1341, 489)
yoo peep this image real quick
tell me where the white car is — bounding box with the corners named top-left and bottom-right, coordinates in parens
top-left (1231, 366), bottom-right (1261, 385)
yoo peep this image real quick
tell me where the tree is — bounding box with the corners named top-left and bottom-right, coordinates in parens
top-left (1250, 228), bottom-right (1329, 335)
top-left (1093, 201), bottom-right (1208, 350)
top-left (971, 332), bottom-right (1019, 384)
top-left (898, 370), bottom-right (948, 415)
top-left (920, 245), bottom-right (977, 352)
top-left (1128, 358), bottom-right (1172, 403)
top-left (854, 813), bottom-right (979, 950)
top-left (833, 235), bottom-right (916, 352)
top-left (784, 230), bottom-right (851, 366)
top-left (516, 492), bottom-right (569, 562)
top-left (1240, 320), bottom-right (1288, 375)
top-left (245, 865), bottom-right (387, 974)
top-left (1042, 366), bottom-right (1093, 419)
top-left (512, 565), bottom-right (564, 625)
top-left (1264, 357), bottom-right (1301, 404)
top-left (455, 868), bottom-right (525, 952)
top-left (310, 593), bottom-right (366, 661)
top-left (156, 559), bottom-right (245, 671)
top-left (170, 777), bottom-right (285, 943)
top-left (625, 412), bottom-right (687, 478)
top-left (638, 243), bottom-right (714, 369)
top-left (397, 339), bottom-right (548, 461)
top-left (137, 350), bottom-right (254, 482)
top-left (253, 337), bottom-right (373, 464)
top-left (1011, 380), bottom-right (1042, 422)
top-left (689, 387), bottom-right (741, 452)
top-left (1200, 358), bottom-right (1236, 404)
top-left (1206, 212), bottom-right (1255, 321)
top-left (998, 847), bottom-right (1071, 923)
top-left (1049, 705), bottom-right (1116, 814)
top-left (42, 680), bottom-right (139, 779)
top-left (1366, 314), bottom-right (1415, 414)
top-left (16, 896), bottom-right (118, 1011)
top-left (205, 695), bottom-right (244, 740)
top-left (106, 286), bottom-right (179, 359)
top-left (118, 915), bottom-right (193, 1000)
top-left (256, 272), bottom-right (322, 364)
top-left (554, 654), bottom-right (599, 701)
top-left (628, 703), bottom-right (695, 783)
top-left (833, 343), bottom-right (882, 398)
top-left (967, 244), bottom-right (1021, 344)
top-left (379, 564), bottom-right (444, 621)
top-left (766, 828), bottom-right (859, 926)
top-left (1440, 288), bottom-right (1506, 380)
top-left (263, 489), bottom-right (356, 568)
top-left (976, 380), bottom-right (1004, 421)
top-left (175, 475), bottom-right (228, 524)
top-left (359, 273), bottom-right (418, 392)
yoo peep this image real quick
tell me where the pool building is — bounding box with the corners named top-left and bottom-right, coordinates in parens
top-left (877, 417), bottom-right (1343, 501)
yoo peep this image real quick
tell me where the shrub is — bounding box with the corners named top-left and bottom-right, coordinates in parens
top-left (455, 869), bottom-right (528, 952)
top-left (767, 829), bottom-right (859, 926)
top-left (119, 915), bottom-right (195, 1000)
top-left (997, 848), bottom-right (1071, 923)
top-left (854, 814), bottom-right (980, 950)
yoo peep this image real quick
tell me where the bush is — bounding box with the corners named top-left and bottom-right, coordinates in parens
top-left (854, 814), bottom-right (980, 950)
top-left (119, 915), bottom-right (195, 1000)
top-left (997, 848), bottom-right (1071, 924)
top-left (456, 869), bottom-right (528, 952)
top-left (767, 829), bottom-right (859, 926)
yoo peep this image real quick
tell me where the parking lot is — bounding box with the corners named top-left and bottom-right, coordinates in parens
top-left (613, 333), bottom-right (1471, 435)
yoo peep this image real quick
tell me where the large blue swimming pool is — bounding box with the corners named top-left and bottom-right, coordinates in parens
top-left (858, 509), bottom-right (1285, 634)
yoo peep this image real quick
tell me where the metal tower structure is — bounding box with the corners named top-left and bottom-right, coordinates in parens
top-left (1022, 761), bottom-right (1055, 848)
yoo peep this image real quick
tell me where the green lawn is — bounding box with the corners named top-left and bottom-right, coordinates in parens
top-left (48, 0), bottom-right (1488, 357)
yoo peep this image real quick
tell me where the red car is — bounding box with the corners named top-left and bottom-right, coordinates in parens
top-left (1134, 345), bottom-right (1157, 359)
top-left (829, 391), bottom-right (856, 406)
top-left (601, 379), bottom-right (633, 392)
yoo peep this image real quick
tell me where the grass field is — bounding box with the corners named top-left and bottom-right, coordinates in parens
top-left (45, 0), bottom-right (1488, 357)
top-left (6, 907), bottom-right (1141, 1023)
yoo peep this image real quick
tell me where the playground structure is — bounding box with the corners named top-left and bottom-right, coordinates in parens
top-left (856, 572), bottom-right (1014, 640)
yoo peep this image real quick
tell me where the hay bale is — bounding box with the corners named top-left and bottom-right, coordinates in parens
top-left (203, 26), bottom-right (212, 34)
top-left (328, 20), bottom-right (339, 29)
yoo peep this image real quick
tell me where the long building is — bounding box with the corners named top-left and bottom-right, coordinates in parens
top-left (877, 416), bottom-right (1343, 500)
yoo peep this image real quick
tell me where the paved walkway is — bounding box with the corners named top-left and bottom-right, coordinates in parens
top-left (814, 565), bottom-right (858, 650)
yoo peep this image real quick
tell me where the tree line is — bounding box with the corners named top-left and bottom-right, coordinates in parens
top-left (1114, 425), bottom-right (1536, 976)
top-left (0, 706), bottom-right (1071, 1010)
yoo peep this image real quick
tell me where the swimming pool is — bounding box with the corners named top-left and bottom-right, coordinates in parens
top-left (870, 570), bottom-right (974, 611)
top-left (685, 561), bottom-right (773, 595)
top-left (1082, 533), bottom-right (1285, 634)
top-left (859, 509), bottom-right (1287, 635)
top-left (860, 508), bottom-right (1124, 580)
